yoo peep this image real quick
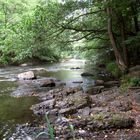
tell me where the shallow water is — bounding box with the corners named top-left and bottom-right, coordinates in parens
top-left (0, 81), bottom-right (39, 139)
top-left (0, 59), bottom-right (95, 138)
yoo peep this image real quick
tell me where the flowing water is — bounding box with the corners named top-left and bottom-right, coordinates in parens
top-left (0, 59), bottom-right (95, 139)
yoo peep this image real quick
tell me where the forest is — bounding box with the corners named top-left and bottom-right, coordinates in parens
top-left (0, 0), bottom-right (140, 139)
top-left (0, 0), bottom-right (139, 70)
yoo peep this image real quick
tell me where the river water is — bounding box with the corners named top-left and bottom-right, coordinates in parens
top-left (0, 59), bottom-right (95, 139)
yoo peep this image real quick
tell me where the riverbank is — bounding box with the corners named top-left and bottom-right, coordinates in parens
top-left (9, 67), bottom-right (140, 139)
top-left (10, 85), bottom-right (140, 140)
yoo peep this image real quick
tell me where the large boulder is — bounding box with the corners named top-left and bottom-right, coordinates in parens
top-left (18, 71), bottom-right (36, 80)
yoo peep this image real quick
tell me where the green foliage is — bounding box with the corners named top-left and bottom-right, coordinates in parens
top-left (0, 0), bottom-right (140, 68)
top-left (123, 76), bottom-right (140, 87)
top-left (121, 76), bottom-right (140, 91)
top-left (106, 62), bottom-right (121, 77)
top-left (0, 0), bottom-right (68, 65)
top-left (81, 39), bottom-right (114, 65)
top-left (129, 77), bottom-right (140, 86)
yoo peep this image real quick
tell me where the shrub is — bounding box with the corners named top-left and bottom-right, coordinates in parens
top-left (128, 77), bottom-right (140, 87)
top-left (120, 76), bottom-right (140, 91)
top-left (106, 62), bottom-right (121, 77)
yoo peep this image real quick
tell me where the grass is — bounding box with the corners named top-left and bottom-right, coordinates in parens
top-left (45, 113), bottom-right (55, 140)
top-left (35, 113), bottom-right (85, 140)
top-left (35, 113), bottom-right (55, 140)
top-left (69, 123), bottom-right (76, 140)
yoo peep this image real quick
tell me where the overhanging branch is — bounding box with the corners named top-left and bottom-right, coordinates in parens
top-left (61, 25), bottom-right (106, 33)
top-left (63, 9), bottom-right (104, 26)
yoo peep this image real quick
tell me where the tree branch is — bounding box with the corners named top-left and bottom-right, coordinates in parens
top-left (61, 25), bottom-right (106, 33)
top-left (67, 32), bottom-right (92, 42)
top-left (63, 9), bottom-right (104, 26)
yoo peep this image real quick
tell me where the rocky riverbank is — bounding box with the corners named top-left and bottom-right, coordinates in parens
top-left (6, 69), bottom-right (140, 139)
top-left (10, 81), bottom-right (140, 139)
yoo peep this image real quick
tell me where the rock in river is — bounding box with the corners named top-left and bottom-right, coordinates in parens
top-left (40, 79), bottom-right (56, 87)
top-left (18, 71), bottom-right (36, 80)
top-left (81, 72), bottom-right (94, 77)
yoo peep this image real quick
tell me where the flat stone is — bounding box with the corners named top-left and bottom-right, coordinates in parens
top-left (31, 99), bottom-right (55, 115)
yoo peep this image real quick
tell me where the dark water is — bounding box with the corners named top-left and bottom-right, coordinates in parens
top-left (0, 81), bottom-right (39, 139)
top-left (0, 59), bottom-right (95, 138)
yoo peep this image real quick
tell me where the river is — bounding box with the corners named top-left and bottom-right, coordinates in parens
top-left (0, 59), bottom-right (95, 139)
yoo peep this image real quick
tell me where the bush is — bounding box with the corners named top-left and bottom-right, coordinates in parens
top-left (129, 77), bottom-right (140, 86)
top-left (120, 76), bottom-right (140, 91)
top-left (106, 62), bottom-right (121, 77)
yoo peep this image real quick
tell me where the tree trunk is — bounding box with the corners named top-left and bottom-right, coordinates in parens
top-left (120, 14), bottom-right (129, 66)
top-left (131, 5), bottom-right (139, 32)
top-left (107, 7), bottom-right (127, 72)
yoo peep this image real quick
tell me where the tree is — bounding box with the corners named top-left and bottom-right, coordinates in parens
top-left (36, 0), bottom-right (139, 71)
top-left (0, 0), bottom-right (139, 69)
